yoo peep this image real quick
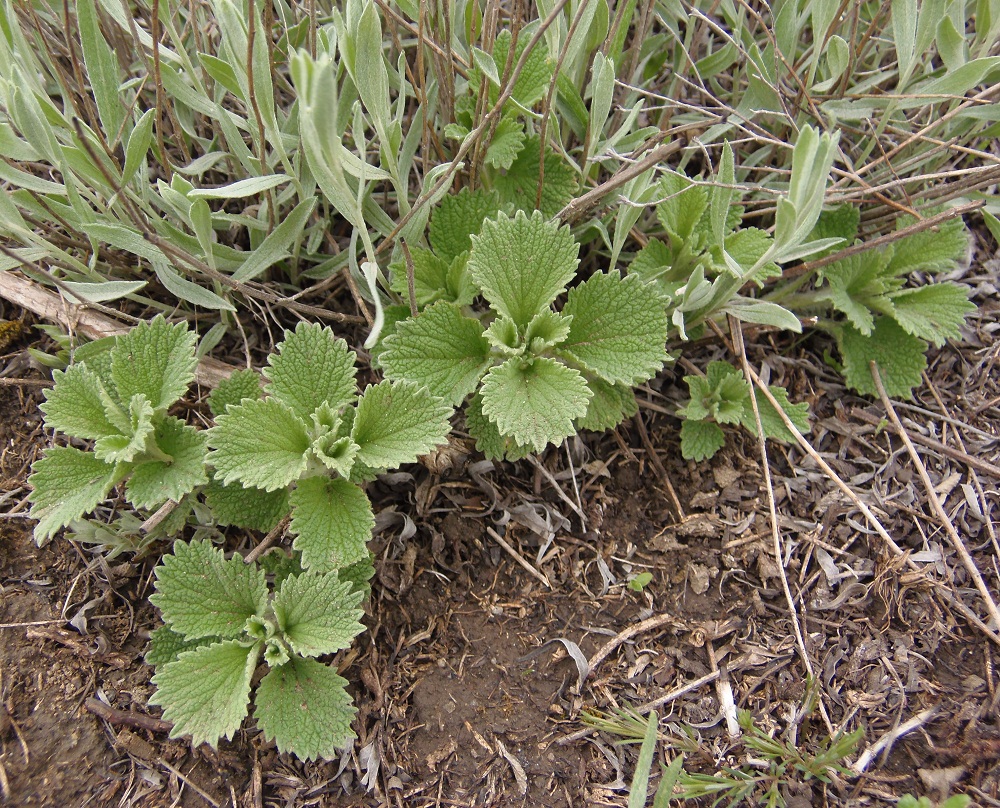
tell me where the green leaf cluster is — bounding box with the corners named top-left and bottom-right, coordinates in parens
top-left (380, 210), bottom-right (668, 458)
top-left (147, 540), bottom-right (365, 760)
top-left (679, 362), bottom-right (810, 461)
top-left (779, 214), bottom-right (974, 398)
top-left (208, 322), bottom-right (452, 571)
top-left (28, 316), bottom-right (206, 544)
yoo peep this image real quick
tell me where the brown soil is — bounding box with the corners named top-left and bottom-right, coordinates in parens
top-left (1, 242), bottom-right (998, 807)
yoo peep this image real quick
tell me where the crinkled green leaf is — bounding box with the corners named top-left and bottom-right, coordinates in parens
top-left (273, 572), bottom-right (365, 658)
top-left (628, 238), bottom-right (672, 282)
top-left (150, 539), bottom-right (268, 639)
top-left (887, 282), bottom-right (975, 346)
top-left (310, 433), bottom-right (359, 478)
top-left (480, 357), bottom-right (591, 451)
top-left (338, 555), bottom-right (376, 597)
top-left (351, 380), bottom-right (452, 470)
top-left (209, 398), bottom-right (311, 492)
top-left (886, 216), bottom-right (968, 274)
top-left (208, 369), bottom-right (262, 417)
top-left (469, 210), bottom-right (579, 328)
top-left (125, 417), bottom-right (208, 509)
top-left (204, 478), bottom-right (289, 532)
top-left (255, 657), bottom-right (356, 760)
top-left (429, 188), bottom-right (502, 262)
top-left (28, 447), bottom-right (124, 544)
top-left (575, 377), bottom-right (638, 432)
top-left (39, 364), bottom-right (119, 440)
top-left (560, 273), bottom-right (668, 384)
top-left (487, 29), bottom-right (551, 107)
top-left (145, 625), bottom-right (216, 669)
top-left (656, 172), bottom-right (708, 245)
top-left (723, 227), bottom-right (780, 283)
top-left (466, 394), bottom-right (535, 463)
top-left (819, 248), bottom-right (899, 334)
top-left (494, 136), bottom-right (577, 218)
top-left (810, 204), bottom-right (859, 249)
top-left (110, 315), bottom-right (197, 411)
top-left (484, 315), bottom-right (521, 352)
top-left (524, 309), bottom-right (573, 351)
top-left (93, 394), bottom-right (156, 464)
top-left (485, 116), bottom-right (526, 169)
top-left (739, 386), bottom-right (811, 443)
top-left (680, 418), bottom-right (725, 461)
top-left (264, 323), bottom-right (358, 420)
top-left (380, 302), bottom-right (492, 405)
top-left (289, 476), bottom-right (374, 572)
top-left (839, 318), bottom-right (928, 398)
top-left (680, 362), bottom-right (749, 424)
top-left (151, 639), bottom-right (260, 748)
top-left (389, 247), bottom-right (451, 306)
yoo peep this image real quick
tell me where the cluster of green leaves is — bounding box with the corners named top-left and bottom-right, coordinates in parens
top-left (28, 316), bottom-right (452, 759)
top-left (379, 209), bottom-right (668, 458)
top-left (767, 210), bottom-right (975, 398)
top-left (146, 540), bottom-right (368, 759)
top-left (897, 795), bottom-right (970, 808)
top-left (207, 322), bottom-right (452, 571)
top-left (28, 316), bottom-right (206, 543)
top-left (678, 362), bottom-right (810, 462)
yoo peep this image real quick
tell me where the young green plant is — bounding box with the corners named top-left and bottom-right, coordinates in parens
top-left (379, 209), bottom-right (669, 459)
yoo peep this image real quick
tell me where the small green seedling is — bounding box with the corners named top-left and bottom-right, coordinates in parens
top-left (628, 572), bottom-right (654, 592)
top-left (29, 316), bottom-right (207, 544)
top-left (380, 209), bottom-right (669, 459)
top-left (146, 540), bottom-right (368, 760)
top-left (679, 361), bottom-right (810, 462)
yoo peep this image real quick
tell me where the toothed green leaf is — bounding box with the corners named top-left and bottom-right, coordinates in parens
top-left (208, 369), bottom-right (263, 417)
top-left (839, 318), bottom-right (928, 398)
top-left (810, 204), bottom-right (860, 250)
top-left (264, 322), bottom-right (358, 420)
top-left (524, 309), bottom-right (573, 351)
top-left (469, 210), bottom-right (579, 328)
top-left (722, 227), bottom-right (780, 283)
top-left (484, 29), bottom-right (551, 107)
top-left (380, 302), bottom-right (492, 405)
top-left (887, 283), bottom-right (975, 346)
top-left (485, 117), bottom-right (526, 169)
top-left (560, 273), bottom-right (668, 384)
top-left (886, 216), bottom-right (968, 274)
top-left (819, 248), bottom-right (900, 335)
top-left (351, 381), bottom-right (452, 470)
top-left (39, 364), bottom-right (119, 440)
top-left (494, 136), bottom-right (576, 217)
top-left (739, 386), bottom-right (811, 443)
top-left (255, 657), bottom-right (356, 761)
top-left (110, 315), bottom-right (197, 411)
top-left (479, 357), bottom-right (591, 451)
top-left (628, 238), bottom-right (672, 281)
top-left (656, 172), bottom-right (708, 245)
top-left (145, 625), bottom-right (215, 669)
top-left (204, 478), bottom-right (289, 532)
top-left (338, 555), bottom-right (376, 597)
top-left (209, 398), bottom-right (311, 492)
top-left (273, 572), bottom-right (365, 658)
top-left (28, 447), bottom-right (124, 544)
top-left (680, 418), bottom-right (725, 461)
top-left (575, 377), bottom-right (638, 432)
top-left (92, 394), bottom-right (156, 464)
top-left (151, 639), bottom-right (260, 748)
top-left (389, 247), bottom-right (451, 306)
top-left (288, 476), bottom-right (374, 572)
top-left (150, 539), bottom-right (267, 639)
top-left (125, 417), bottom-right (208, 509)
top-left (429, 188), bottom-right (502, 262)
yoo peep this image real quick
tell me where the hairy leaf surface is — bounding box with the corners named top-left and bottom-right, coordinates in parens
top-left (273, 572), bottom-right (365, 658)
top-left (289, 476), bottom-right (374, 572)
top-left (351, 381), bottom-right (452, 470)
top-left (125, 416), bottom-right (208, 509)
top-left (110, 315), bottom-right (197, 411)
top-left (28, 447), bottom-right (123, 543)
top-left (264, 323), bottom-right (357, 420)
